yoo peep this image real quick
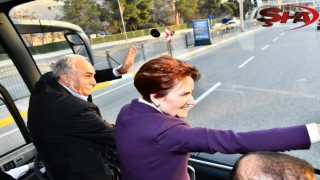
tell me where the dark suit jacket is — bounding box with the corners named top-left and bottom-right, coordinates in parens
top-left (0, 170), bottom-right (14, 180)
top-left (27, 69), bottom-right (120, 180)
top-left (115, 99), bottom-right (311, 180)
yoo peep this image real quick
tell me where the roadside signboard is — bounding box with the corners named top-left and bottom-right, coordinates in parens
top-left (208, 14), bottom-right (215, 19)
top-left (192, 19), bottom-right (212, 46)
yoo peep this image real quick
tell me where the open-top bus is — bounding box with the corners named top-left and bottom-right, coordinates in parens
top-left (0, 0), bottom-right (319, 179)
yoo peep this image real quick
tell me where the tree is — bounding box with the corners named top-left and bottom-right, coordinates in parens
top-left (123, 0), bottom-right (153, 31)
top-left (175, 0), bottom-right (199, 23)
top-left (242, 0), bottom-right (255, 19)
top-left (199, 0), bottom-right (222, 18)
top-left (98, 0), bottom-right (123, 34)
top-left (136, 0), bottom-right (153, 27)
top-left (229, 0), bottom-right (240, 17)
top-left (56, 0), bottom-right (102, 34)
top-left (152, 0), bottom-right (176, 26)
top-left (220, 1), bottom-right (238, 17)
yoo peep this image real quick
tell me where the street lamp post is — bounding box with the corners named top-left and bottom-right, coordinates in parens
top-left (117, 0), bottom-right (128, 42)
top-left (239, 0), bottom-right (245, 31)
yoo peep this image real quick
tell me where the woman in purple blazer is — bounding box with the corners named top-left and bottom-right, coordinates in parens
top-left (115, 56), bottom-right (320, 180)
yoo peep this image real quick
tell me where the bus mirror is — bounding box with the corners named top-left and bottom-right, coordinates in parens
top-left (65, 34), bottom-right (84, 45)
top-left (150, 29), bottom-right (160, 38)
top-left (64, 32), bottom-right (94, 65)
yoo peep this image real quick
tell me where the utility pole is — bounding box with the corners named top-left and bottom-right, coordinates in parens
top-left (117, 0), bottom-right (128, 42)
top-left (239, 0), bottom-right (245, 31)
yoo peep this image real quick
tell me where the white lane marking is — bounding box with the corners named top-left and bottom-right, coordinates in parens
top-left (238, 56), bottom-right (254, 69)
top-left (234, 85), bottom-right (316, 98)
top-left (0, 128), bottom-right (19, 138)
top-left (273, 37), bottom-right (279, 42)
top-left (261, 44), bottom-right (269, 51)
top-left (93, 81), bottom-right (133, 99)
top-left (280, 33), bottom-right (284, 36)
top-left (194, 82), bottom-right (222, 105)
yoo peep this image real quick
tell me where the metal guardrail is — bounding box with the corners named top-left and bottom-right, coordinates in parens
top-left (95, 32), bottom-right (194, 70)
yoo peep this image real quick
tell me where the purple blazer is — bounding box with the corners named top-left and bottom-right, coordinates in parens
top-left (115, 99), bottom-right (311, 180)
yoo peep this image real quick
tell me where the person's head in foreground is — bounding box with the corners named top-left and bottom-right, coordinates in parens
top-left (134, 56), bottom-right (201, 118)
top-left (53, 54), bottom-right (96, 96)
top-left (230, 151), bottom-right (316, 180)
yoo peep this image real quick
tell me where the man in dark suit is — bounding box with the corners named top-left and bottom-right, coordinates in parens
top-left (27, 46), bottom-right (137, 180)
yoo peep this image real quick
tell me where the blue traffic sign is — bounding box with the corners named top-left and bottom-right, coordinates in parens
top-left (208, 14), bottom-right (215, 19)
